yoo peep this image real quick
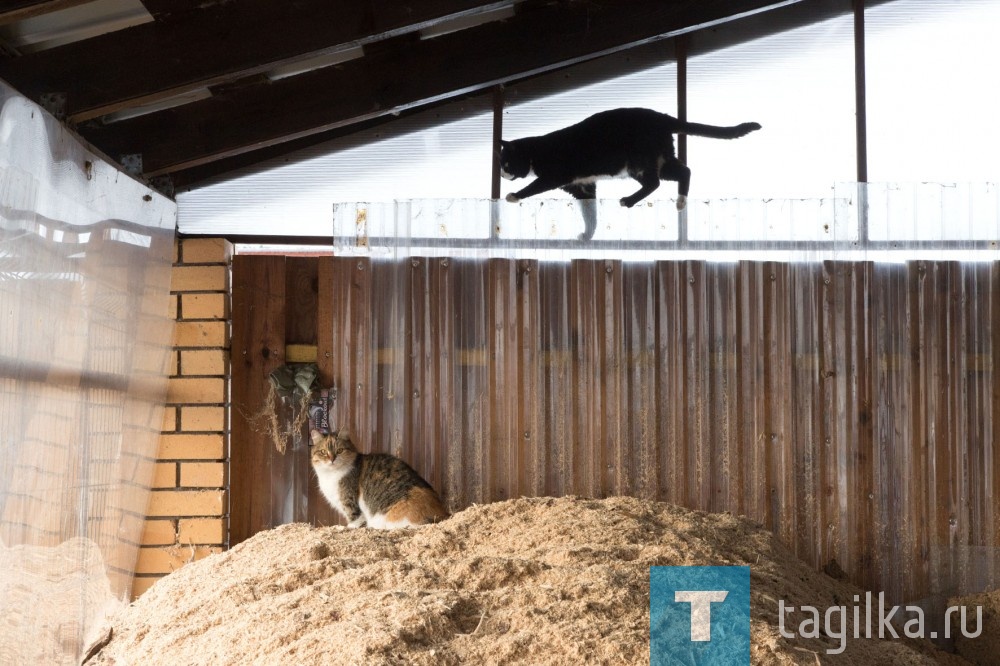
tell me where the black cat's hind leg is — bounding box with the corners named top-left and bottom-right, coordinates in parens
top-left (562, 183), bottom-right (598, 241)
top-left (506, 177), bottom-right (563, 203)
top-left (659, 157), bottom-right (691, 211)
top-left (620, 171), bottom-right (660, 208)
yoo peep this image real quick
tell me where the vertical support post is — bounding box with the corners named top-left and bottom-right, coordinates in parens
top-left (676, 36), bottom-right (689, 245)
top-left (491, 84), bottom-right (504, 240)
top-left (676, 35), bottom-right (688, 167)
top-left (491, 85), bottom-right (504, 201)
top-left (853, 0), bottom-right (869, 244)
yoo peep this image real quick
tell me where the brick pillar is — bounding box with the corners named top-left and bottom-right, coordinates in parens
top-left (132, 237), bottom-right (232, 598)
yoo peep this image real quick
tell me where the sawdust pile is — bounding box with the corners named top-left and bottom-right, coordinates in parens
top-left (92, 497), bottom-right (970, 665)
top-left (0, 537), bottom-right (122, 666)
top-left (948, 588), bottom-right (999, 665)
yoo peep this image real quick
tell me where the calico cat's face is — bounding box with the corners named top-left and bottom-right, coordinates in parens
top-left (499, 141), bottom-right (530, 180)
top-left (309, 429), bottom-right (355, 470)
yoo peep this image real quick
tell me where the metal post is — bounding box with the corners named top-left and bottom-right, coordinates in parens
top-left (853, 0), bottom-right (869, 242)
top-left (491, 84), bottom-right (504, 240)
top-left (491, 85), bottom-right (504, 201)
top-left (676, 36), bottom-right (689, 245)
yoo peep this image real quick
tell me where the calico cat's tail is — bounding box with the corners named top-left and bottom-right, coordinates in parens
top-left (675, 120), bottom-right (761, 139)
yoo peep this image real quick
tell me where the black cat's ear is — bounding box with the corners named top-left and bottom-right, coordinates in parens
top-left (500, 140), bottom-right (510, 148)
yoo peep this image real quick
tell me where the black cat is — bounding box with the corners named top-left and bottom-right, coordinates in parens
top-left (499, 107), bottom-right (760, 240)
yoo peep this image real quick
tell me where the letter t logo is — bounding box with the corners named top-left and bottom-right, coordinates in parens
top-left (674, 590), bottom-right (729, 641)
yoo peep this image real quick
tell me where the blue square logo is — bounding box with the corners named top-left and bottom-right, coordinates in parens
top-left (650, 566), bottom-right (750, 665)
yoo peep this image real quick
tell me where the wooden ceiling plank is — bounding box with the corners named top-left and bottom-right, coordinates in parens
top-left (0, 0), bottom-right (89, 26)
top-left (79, 0), bottom-right (799, 177)
top-left (0, 0), bottom-right (520, 121)
top-left (137, 0), bottom-right (216, 21)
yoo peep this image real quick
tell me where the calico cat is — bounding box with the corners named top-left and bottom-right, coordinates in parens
top-left (499, 107), bottom-right (761, 239)
top-left (310, 429), bottom-right (448, 529)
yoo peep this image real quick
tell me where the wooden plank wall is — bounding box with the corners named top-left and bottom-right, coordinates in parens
top-left (231, 256), bottom-right (1000, 603)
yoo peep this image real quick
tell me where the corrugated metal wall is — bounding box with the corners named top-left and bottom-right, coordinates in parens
top-left (232, 256), bottom-right (1000, 604)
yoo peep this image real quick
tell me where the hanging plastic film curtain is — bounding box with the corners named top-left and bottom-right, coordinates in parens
top-left (0, 79), bottom-right (175, 664)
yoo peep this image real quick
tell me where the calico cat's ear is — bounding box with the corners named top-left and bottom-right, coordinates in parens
top-left (336, 429), bottom-right (352, 443)
top-left (309, 429), bottom-right (325, 446)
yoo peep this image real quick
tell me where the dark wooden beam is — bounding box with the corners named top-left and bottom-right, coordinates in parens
top-left (0, 0), bottom-right (89, 26)
top-left (0, 0), bottom-right (520, 121)
top-left (80, 0), bottom-right (800, 178)
top-left (137, 0), bottom-right (213, 21)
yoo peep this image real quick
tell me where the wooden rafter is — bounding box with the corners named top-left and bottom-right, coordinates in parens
top-left (0, 0), bottom-right (522, 121)
top-left (78, 0), bottom-right (797, 178)
top-left (0, 0), bottom-right (89, 26)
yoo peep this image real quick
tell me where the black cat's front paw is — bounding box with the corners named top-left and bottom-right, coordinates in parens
top-left (505, 193), bottom-right (520, 203)
top-left (619, 197), bottom-right (637, 208)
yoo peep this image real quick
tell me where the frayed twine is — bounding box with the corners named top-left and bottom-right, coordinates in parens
top-left (246, 383), bottom-right (313, 454)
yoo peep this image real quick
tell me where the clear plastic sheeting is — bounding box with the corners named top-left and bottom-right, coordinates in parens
top-left (333, 184), bottom-right (1000, 261)
top-left (0, 79), bottom-right (175, 664)
top-left (865, 0), bottom-right (1000, 183)
top-left (867, 182), bottom-right (1000, 241)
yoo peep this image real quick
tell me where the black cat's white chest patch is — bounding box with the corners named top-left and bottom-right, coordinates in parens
top-left (572, 167), bottom-right (631, 186)
top-left (501, 165), bottom-right (535, 181)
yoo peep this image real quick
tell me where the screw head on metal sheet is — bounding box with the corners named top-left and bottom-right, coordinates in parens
top-left (411, 259), bottom-right (420, 267)
top-left (357, 262), bottom-right (364, 271)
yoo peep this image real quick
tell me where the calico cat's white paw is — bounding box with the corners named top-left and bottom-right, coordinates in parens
top-left (676, 195), bottom-right (687, 211)
top-left (505, 193), bottom-right (520, 203)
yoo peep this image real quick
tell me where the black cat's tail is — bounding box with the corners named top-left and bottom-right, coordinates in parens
top-left (674, 120), bottom-right (761, 139)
